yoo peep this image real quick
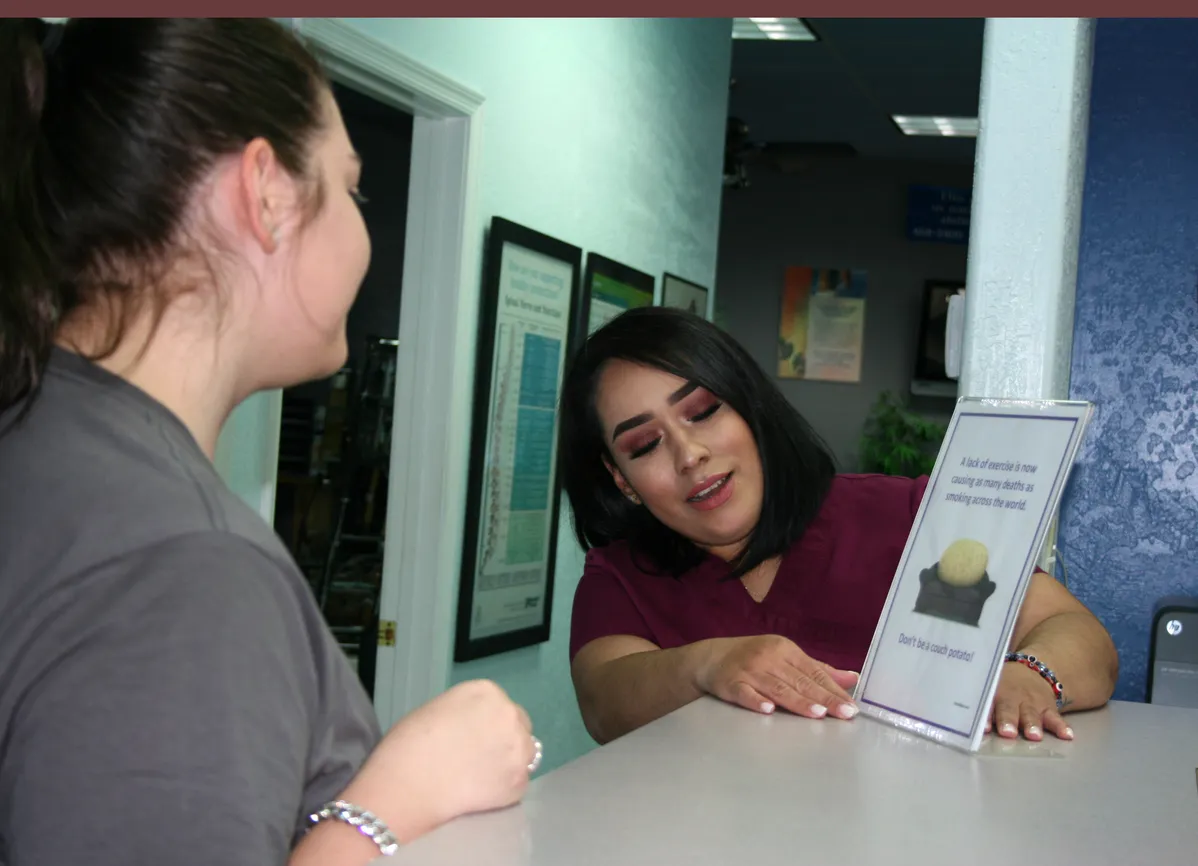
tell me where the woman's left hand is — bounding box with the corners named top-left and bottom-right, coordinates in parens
top-left (986, 661), bottom-right (1074, 742)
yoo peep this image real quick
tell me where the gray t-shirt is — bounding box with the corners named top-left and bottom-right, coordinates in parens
top-left (0, 350), bottom-right (382, 865)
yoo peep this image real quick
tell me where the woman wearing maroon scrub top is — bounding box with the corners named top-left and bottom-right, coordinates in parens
top-left (558, 308), bottom-right (1118, 746)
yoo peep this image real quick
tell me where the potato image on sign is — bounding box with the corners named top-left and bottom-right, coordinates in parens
top-left (914, 539), bottom-right (997, 626)
top-left (938, 539), bottom-right (988, 586)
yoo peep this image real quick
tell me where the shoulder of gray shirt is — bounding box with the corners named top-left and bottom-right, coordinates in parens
top-left (0, 356), bottom-right (295, 580)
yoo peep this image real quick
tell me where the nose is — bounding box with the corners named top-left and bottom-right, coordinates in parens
top-left (671, 429), bottom-right (710, 474)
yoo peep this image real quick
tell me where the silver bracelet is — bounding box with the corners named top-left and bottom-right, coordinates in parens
top-left (308, 800), bottom-right (400, 857)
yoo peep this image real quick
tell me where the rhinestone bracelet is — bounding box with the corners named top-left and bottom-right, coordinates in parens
top-left (308, 800), bottom-right (400, 857)
top-left (1005, 651), bottom-right (1065, 710)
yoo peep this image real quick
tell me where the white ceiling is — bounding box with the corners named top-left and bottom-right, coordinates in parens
top-left (729, 17), bottom-right (985, 165)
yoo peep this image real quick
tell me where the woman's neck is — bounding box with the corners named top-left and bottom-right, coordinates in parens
top-left (739, 556), bottom-right (782, 603)
top-left (58, 314), bottom-right (243, 459)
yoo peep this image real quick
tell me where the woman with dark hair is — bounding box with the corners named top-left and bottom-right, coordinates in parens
top-left (0, 18), bottom-right (537, 866)
top-left (560, 307), bottom-right (1118, 745)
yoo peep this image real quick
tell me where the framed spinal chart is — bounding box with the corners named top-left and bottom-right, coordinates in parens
top-left (454, 217), bottom-right (582, 662)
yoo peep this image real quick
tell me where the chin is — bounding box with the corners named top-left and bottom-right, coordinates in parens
top-left (261, 340), bottom-right (349, 390)
top-left (306, 330), bottom-right (350, 378)
top-left (690, 518), bottom-right (755, 551)
top-left (317, 342), bottom-right (350, 379)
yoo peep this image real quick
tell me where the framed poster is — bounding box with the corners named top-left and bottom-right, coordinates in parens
top-left (454, 218), bottom-right (583, 662)
top-left (662, 272), bottom-right (709, 318)
top-left (777, 266), bottom-right (868, 383)
top-left (575, 253), bottom-right (655, 339)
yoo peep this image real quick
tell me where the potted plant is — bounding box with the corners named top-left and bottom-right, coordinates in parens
top-left (859, 391), bottom-right (947, 478)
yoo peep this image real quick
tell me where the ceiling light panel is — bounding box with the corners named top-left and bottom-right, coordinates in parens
top-left (892, 115), bottom-right (979, 138)
top-left (733, 18), bottom-right (817, 41)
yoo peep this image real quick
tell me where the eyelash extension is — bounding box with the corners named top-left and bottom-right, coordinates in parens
top-left (689, 401), bottom-right (722, 423)
top-left (351, 189), bottom-right (369, 205)
top-left (627, 402), bottom-right (722, 460)
top-left (630, 439), bottom-right (661, 460)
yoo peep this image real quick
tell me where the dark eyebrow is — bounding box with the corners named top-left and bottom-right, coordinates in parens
top-left (609, 382), bottom-right (700, 442)
top-left (668, 382), bottom-right (699, 404)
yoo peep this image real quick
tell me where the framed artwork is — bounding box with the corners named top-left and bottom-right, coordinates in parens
top-left (575, 253), bottom-right (655, 340)
top-left (661, 272), bottom-right (710, 318)
top-left (777, 266), bottom-right (868, 383)
top-left (454, 217), bottom-right (583, 662)
top-left (914, 279), bottom-right (965, 383)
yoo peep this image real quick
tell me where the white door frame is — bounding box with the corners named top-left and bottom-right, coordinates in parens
top-left (292, 19), bottom-right (485, 728)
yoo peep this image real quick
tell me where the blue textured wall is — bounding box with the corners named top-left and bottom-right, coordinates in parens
top-left (1060, 18), bottom-right (1198, 702)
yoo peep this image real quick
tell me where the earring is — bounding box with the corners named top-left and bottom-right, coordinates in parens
top-left (627, 492), bottom-right (642, 505)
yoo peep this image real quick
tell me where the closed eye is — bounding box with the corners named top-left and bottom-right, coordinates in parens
top-left (629, 437), bottom-right (661, 459)
top-left (689, 401), bottom-right (722, 423)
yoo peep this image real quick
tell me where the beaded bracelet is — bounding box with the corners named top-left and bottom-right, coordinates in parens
top-left (309, 800), bottom-right (400, 857)
top-left (1005, 651), bottom-right (1065, 709)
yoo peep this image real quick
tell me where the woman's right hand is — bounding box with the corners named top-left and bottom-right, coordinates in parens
top-left (340, 679), bottom-right (537, 842)
top-left (694, 634), bottom-right (860, 721)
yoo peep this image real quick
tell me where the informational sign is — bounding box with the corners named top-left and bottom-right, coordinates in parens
top-left (468, 243), bottom-right (571, 642)
top-left (587, 272), bottom-right (652, 333)
top-left (777, 266), bottom-right (867, 383)
top-left (580, 254), bottom-right (655, 337)
top-left (907, 185), bottom-right (972, 245)
top-left (855, 398), bottom-right (1094, 752)
top-left (456, 218), bottom-right (581, 662)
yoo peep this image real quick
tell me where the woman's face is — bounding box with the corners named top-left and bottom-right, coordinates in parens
top-left (594, 359), bottom-right (764, 560)
top-left (248, 88), bottom-right (372, 389)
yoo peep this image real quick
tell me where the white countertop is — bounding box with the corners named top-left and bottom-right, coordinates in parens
top-left (385, 697), bottom-right (1198, 866)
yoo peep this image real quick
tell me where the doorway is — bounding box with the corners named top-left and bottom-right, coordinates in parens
top-left (291, 19), bottom-right (485, 730)
top-left (272, 82), bottom-right (414, 700)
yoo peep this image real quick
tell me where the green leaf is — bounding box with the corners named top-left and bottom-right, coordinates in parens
top-left (858, 390), bottom-right (947, 478)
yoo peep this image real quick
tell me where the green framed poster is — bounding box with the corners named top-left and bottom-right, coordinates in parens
top-left (575, 253), bottom-right (655, 340)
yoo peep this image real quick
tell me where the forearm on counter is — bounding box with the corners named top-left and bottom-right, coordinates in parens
top-left (1015, 610), bottom-right (1119, 712)
top-left (574, 640), bottom-right (719, 744)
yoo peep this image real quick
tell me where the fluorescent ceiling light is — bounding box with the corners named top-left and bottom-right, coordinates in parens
top-left (892, 115), bottom-right (979, 138)
top-left (733, 18), bottom-right (817, 41)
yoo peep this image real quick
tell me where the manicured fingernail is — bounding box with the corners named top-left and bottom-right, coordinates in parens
top-left (811, 704), bottom-right (828, 718)
top-left (1063, 726), bottom-right (1074, 739)
top-left (839, 704), bottom-right (858, 719)
top-left (1001, 723), bottom-right (1017, 736)
top-left (1026, 725), bottom-right (1041, 739)
top-left (760, 702), bottom-right (775, 714)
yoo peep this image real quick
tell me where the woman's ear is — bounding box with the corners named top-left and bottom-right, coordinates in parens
top-left (602, 456), bottom-right (642, 505)
top-left (236, 137), bottom-right (289, 254)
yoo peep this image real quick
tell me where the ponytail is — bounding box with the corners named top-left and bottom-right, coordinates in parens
top-left (0, 18), bottom-right (60, 416)
top-left (1, 18), bottom-right (329, 422)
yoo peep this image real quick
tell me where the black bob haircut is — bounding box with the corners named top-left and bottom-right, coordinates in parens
top-left (557, 306), bottom-right (836, 579)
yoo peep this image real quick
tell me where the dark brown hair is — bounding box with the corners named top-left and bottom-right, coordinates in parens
top-left (0, 18), bottom-right (329, 416)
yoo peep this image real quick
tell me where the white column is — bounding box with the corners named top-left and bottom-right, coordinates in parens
top-left (959, 18), bottom-right (1094, 399)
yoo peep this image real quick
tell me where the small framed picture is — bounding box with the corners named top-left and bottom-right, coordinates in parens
top-left (661, 272), bottom-right (709, 318)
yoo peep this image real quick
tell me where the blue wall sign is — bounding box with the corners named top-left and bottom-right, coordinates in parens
top-left (907, 185), bottom-right (972, 245)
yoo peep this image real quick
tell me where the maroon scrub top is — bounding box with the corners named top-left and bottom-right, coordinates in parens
top-left (569, 473), bottom-right (930, 673)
